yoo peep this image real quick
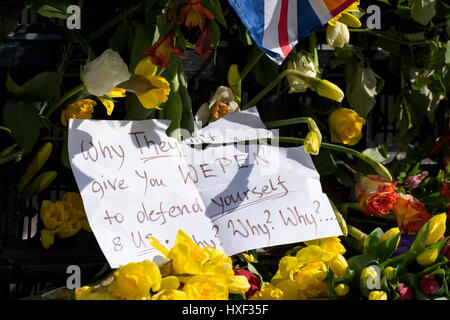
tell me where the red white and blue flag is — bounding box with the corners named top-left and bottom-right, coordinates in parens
top-left (227, 0), bottom-right (356, 64)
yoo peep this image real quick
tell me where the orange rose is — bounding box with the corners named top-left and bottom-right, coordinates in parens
top-left (355, 175), bottom-right (398, 216)
top-left (392, 194), bottom-right (431, 234)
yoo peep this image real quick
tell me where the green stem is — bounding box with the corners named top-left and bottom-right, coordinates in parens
top-left (348, 28), bottom-right (429, 47)
top-left (309, 31), bottom-right (319, 68)
top-left (0, 150), bottom-right (23, 166)
top-left (43, 84), bottom-right (85, 117)
top-left (243, 70), bottom-right (317, 110)
top-left (347, 224), bottom-right (368, 243)
top-left (264, 117), bottom-right (309, 128)
top-left (240, 49), bottom-right (264, 81)
top-left (0, 126), bottom-right (11, 133)
top-left (86, 4), bottom-right (141, 42)
top-left (268, 136), bottom-right (393, 180)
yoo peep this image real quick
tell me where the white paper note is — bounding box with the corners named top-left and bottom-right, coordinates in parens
top-left (68, 113), bottom-right (342, 268)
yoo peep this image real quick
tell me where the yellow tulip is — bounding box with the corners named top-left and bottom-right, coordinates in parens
top-left (416, 249), bottom-right (439, 266)
top-left (334, 283), bottom-right (350, 296)
top-left (425, 213), bottom-right (446, 246)
top-left (368, 290), bottom-right (388, 300)
top-left (329, 254), bottom-right (348, 276)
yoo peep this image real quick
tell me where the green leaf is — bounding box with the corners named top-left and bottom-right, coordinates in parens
top-left (377, 232), bottom-right (401, 260)
top-left (16, 72), bottom-right (61, 102)
top-left (345, 60), bottom-right (383, 118)
top-left (109, 22), bottom-right (132, 54)
top-left (6, 73), bottom-right (21, 93)
top-left (410, 0), bottom-right (436, 25)
top-left (312, 149), bottom-right (337, 176)
top-left (362, 146), bottom-right (387, 163)
top-left (36, 4), bottom-right (69, 19)
top-left (125, 94), bottom-right (155, 120)
top-left (409, 221), bottom-right (430, 253)
top-left (2, 100), bottom-right (41, 153)
top-left (203, 0), bottom-right (227, 28)
top-left (129, 22), bottom-right (156, 73)
top-left (364, 234), bottom-right (380, 256)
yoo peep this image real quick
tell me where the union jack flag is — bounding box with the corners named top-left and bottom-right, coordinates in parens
top-left (227, 0), bottom-right (356, 64)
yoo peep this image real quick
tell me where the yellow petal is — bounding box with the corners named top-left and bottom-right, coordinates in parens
top-left (160, 276), bottom-right (180, 291)
top-left (137, 90), bottom-right (160, 109)
top-left (108, 87), bottom-right (126, 98)
top-left (99, 97), bottom-right (115, 116)
top-left (135, 56), bottom-right (157, 78)
top-left (148, 235), bottom-right (170, 257)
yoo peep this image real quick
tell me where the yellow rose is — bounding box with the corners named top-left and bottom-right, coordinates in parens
top-left (108, 260), bottom-right (161, 300)
top-left (60, 99), bottom-right (96, 126)
top-left (40, 200), bottom-right (69, 233)
top-left (329, 108), bottom-right (366, 146)
top-left (249, 283), bottom-right (285, 300)
top-left (62, 192), bottom-right (86, 220)
top-left (183, 275), bottom-right (228, 300)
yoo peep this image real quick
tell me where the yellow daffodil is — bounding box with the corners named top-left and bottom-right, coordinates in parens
top-left (328, 1), bottom-right (361, 28)
top-left (133, 56), bottom-right (171, 110)
top-left (40, 200), bottom-right (69, 233)
top-left (304, 131), bottom-right (320, 155)
top-left (60, 99), bottom-right (96, 126)
top-left (56, 218), bottom-right (82, 239)
top-left (62, 192), bottom-right (86, 220)
top-left (249, 283), bottom-right (285, 300)
top-left (182, 275), bottom-right (229, 300)
top-left (108, 260), bottom-right (161, 300)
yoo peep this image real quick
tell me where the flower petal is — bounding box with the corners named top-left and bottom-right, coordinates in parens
top-left (195, 103), bottom-right (211, 127)
top-left (99, 97), bottom-right (115, 116)
top-left (135, 57), bottom-right (157, 78)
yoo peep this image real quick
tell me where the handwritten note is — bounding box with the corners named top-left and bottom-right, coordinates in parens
top-left (68, 111), bottom-right (342, 268)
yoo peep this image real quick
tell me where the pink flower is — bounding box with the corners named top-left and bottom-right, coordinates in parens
top-left (234, 268), bottom-right (261, 299)
top-left (404, 171), bottom-right (428, 191)
top-left (419, 274), bottom-right (440, 295)
top-left (396, 283), bottom-right (414, 300)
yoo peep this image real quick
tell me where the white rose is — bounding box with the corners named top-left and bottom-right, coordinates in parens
top-left (326, 21), bottom-right (350, 48)
top-left (81, 49), bottom-right (131, 97)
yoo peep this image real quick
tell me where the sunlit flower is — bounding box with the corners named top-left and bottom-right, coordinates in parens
top-left (81, 48), bottom-right (131, 97)
top-left (249, 283), bottom-right (285, 300)
top-left (326, 21), bottom-right (350, 48)
top-left (355, 175), bottom-right (398, 216)
top-left (329, 108), bottom-right (366, 146)
top-left (425, 212), bottom-right (446, 246)
top-left (144, 31), bottom-right (186, 68)
top-left (416, 248), bottom-right (439, 266)
top-left (133, 57), bottom-right (171, 110)
top-left (194, 86), bottom-right (240, 127)
top-left (98, 87), bottom-right (126, 116)
top-left (393, 194), bottom-right (431, 234)
top-left (183, 275), bottom-right (228, 300)
top-left (328, 1), bottom-right (361, 28)
top-left (60, 99), bottom-right (96, 126)
top-left (108, 260), bottom-right (161, 300)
